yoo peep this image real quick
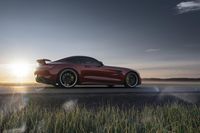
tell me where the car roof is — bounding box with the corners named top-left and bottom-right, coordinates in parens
top-left (67, 56), bottom-right (93, 58)
top-left (55, 56), bottom-right (98, 62)
top-left (65, 56), bottom-right (97, 60)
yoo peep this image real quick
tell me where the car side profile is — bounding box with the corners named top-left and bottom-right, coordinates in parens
top-left (34, 56), bottom-right (141, 88)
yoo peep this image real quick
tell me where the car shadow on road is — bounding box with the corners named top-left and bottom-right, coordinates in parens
top-left (43, 85), bottom-right (142, 90)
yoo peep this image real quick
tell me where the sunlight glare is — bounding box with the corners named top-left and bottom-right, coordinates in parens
top-left (9, 61), bottom-right (31, 78)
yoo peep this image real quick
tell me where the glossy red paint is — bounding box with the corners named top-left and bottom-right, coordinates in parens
top-left (34, 56), bottom-right (141, 87)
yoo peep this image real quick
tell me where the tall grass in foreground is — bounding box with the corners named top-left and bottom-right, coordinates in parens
top-left (0, 103), bottom-right (199, 133)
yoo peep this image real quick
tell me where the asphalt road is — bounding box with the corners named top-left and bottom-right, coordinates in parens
top-left (0, 82), bottom-right (200, 94)
top-left (0, 82), bottom-right (200, 109)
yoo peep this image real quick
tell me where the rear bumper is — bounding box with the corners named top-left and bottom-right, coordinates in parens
top-left (35, 68), bottom-right (57, 85)
top-left (36, 76), bottom-right (56, 85)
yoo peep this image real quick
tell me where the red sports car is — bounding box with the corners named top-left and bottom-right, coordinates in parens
top-left (35, 56), bottom-right (141, 88)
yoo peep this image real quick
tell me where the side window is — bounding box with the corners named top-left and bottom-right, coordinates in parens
top-left (64, 57), bottom-right (79, 64)
top-left (70, 57), bottom-right (81, 64)
top-left (82, 57), bottom-right (100, 66)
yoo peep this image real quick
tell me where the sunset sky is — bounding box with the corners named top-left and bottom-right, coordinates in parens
top-left (0, 0), bottom-right (200, 83)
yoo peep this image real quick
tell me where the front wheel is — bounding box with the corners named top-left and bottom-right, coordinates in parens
top-left (124, 72), bottom-right (139, 88)
top-left (59, 69), bottom-right (78, 88)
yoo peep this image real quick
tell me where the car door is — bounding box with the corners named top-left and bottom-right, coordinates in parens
top-left (80, 57), bottom-right (121, 84)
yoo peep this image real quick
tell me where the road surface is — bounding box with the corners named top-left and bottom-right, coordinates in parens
top-left (0, 82), bottom-right (200, 94)
top-left (0, 82), bottom-right (200, 108)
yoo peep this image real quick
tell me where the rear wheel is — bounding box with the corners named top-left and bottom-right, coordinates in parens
top-left (124, 72), bottom-right (138, 88)
top-left (59, 69), bottom-right (78, 88)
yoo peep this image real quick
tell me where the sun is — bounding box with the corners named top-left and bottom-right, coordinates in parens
top-left (9, 61), bottom-right (31, 78)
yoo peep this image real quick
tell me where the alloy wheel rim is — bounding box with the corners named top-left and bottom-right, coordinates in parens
top-left (60, 70), bottom-right (77, 87)
top-left (126, 73), bottom-right (138, 87)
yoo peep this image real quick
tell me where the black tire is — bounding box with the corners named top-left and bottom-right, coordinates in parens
top-left (107, 85), bottom-right (114, 88)
top-left (59, 69), bottom-right (78, 88)
top-left (124, 72), bottom-right (138, 88)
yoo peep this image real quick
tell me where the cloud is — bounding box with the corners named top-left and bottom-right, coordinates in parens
top-left (145, 49), bottom-right (160, 52)
top-left (176, 0), bottom-right (200, 14)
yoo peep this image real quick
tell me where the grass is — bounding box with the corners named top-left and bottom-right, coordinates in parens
top-left (0, 103), bottom-right (200, 133)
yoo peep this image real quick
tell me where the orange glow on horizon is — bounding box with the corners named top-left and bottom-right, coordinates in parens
top-left (0, 60), bottom-right (36, 83)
